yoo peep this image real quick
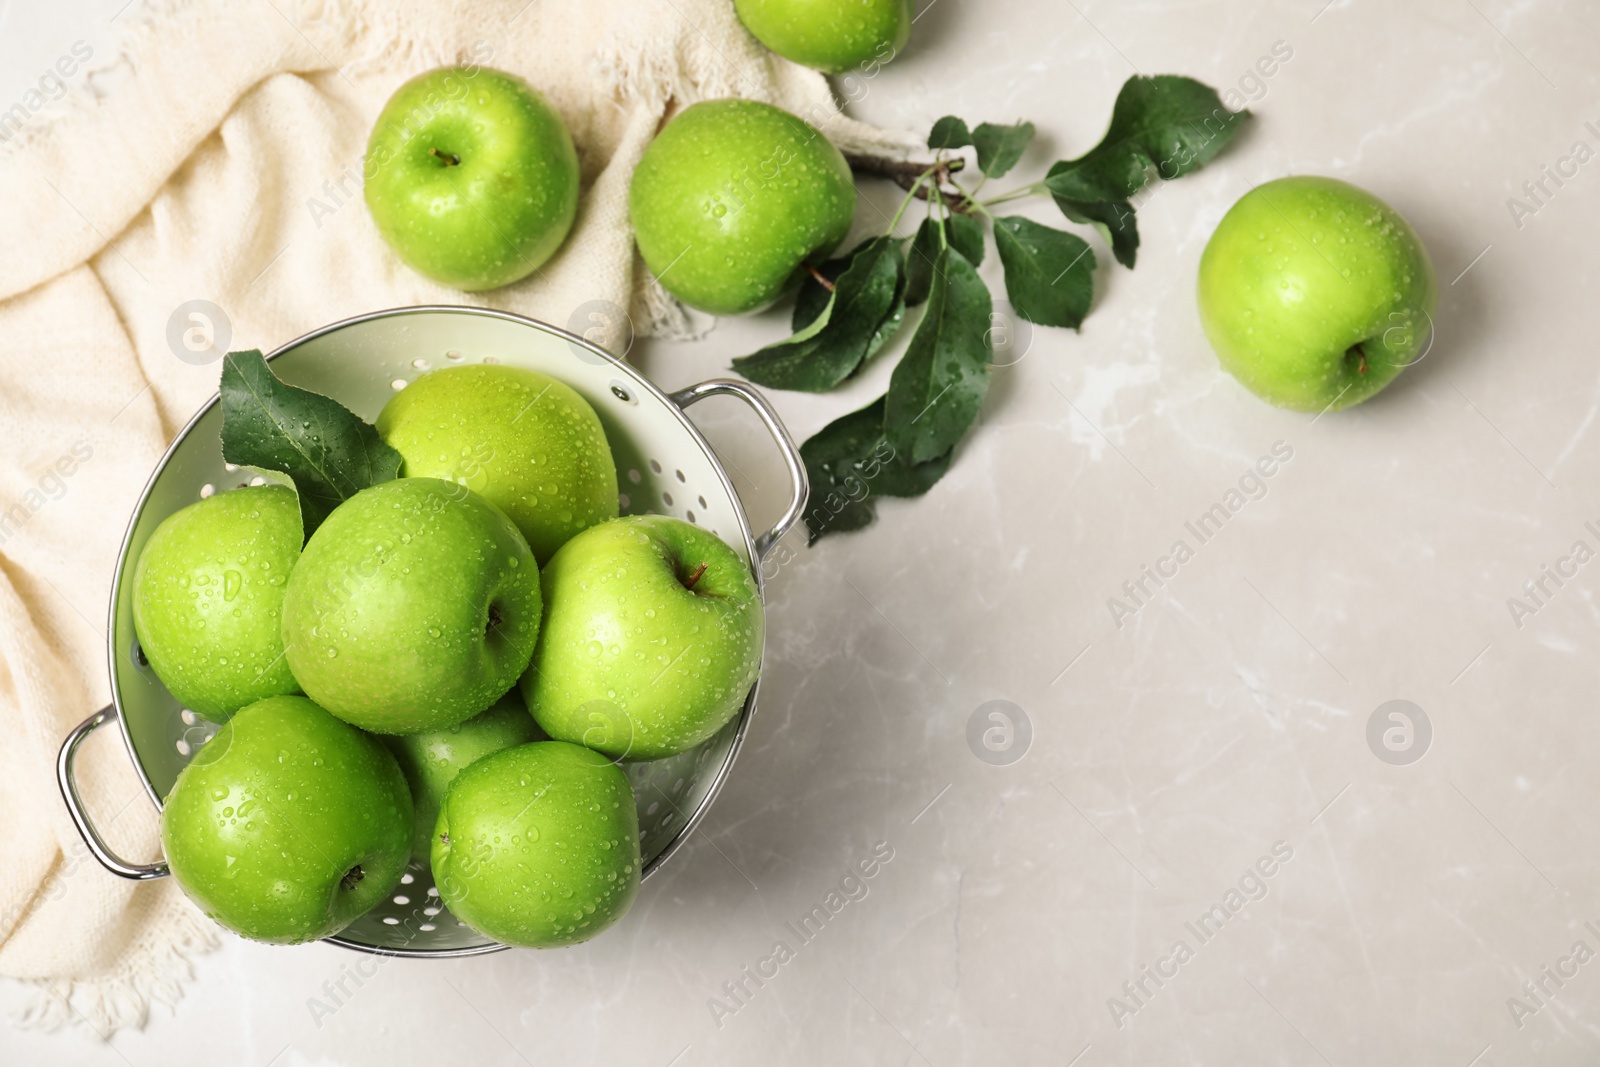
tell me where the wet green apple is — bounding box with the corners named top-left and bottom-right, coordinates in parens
top-left (131, 485), bottom-right (302, 720)
top-left (160, 695), bottom-right (412, 944)
top-left (629, 99), bottom-right (856, 315)
top-left (432, 741), bottom-right (640, 948)
top-left (364, 66), bottom-right (580, 291)
top-left (735, 0), bottom-right (912, 73)
top-left (376, 364), bottom-right (618, 565)
top-left (382, 694), bottom-right (542, 861)
top-left (1198, 175), bottom-right (1437, 412)
top-left (522, 516), bottom-right (763, 761)
top-left (281, 478), bottom-right (541, 734)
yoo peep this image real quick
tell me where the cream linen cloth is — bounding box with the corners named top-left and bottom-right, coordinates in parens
top-left (0, 0), bottom-right (915, 1034)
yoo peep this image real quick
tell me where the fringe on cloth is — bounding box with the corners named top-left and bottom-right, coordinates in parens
top-left (13, 888), bottom-right (218, 1037)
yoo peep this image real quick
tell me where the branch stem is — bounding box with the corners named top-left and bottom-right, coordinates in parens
top-left (949, 180), bottom-right (995, 220)
top-left (980, 180), bottom-right (1048, 208)
top-left (887, 173), bottom-right (931, 232)
top-left (847, 153), bottom-right (974, 217)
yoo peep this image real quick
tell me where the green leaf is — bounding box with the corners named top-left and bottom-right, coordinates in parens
top-left (927, 116), bottom-right (972, 150)
top-left (800, 396), bottom-right (954, 542)
top-left (993, 217), bottom-right (1095, 329)
top-left (884, 249), bottom-right (993, 464)
top-left (972, 121), bottom-right (1035, 178)
top-left (1094, 74), bottom-right (1249, 180)
top-left (219, 350), bottom-right (402, 537)
top-left (904, 221), bottom-right (940, 308)
top-left (905, 214), bottom-right (985, 308)
top-left (1044, 154), bottom-right (1142, 268)
top-left (771, 285), bottom-right (840, 349)
top-left (1045, 75), bottom-right (1248, 268)
top-left (733, 237), bottom-right (904, 392)
top-left (945, 214), bottom-right (986, 269)
top-left (867, 287), bottom-right (908, 362)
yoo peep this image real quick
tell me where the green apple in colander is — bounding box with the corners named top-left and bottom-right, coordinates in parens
top-left (431, 740), bottom-right (640, 947)
top-left (375, 363), bottom-right (618, 566)
top-left (280, 478), bottom-right (542, 735)
top-left (131, 484), bottom-right (303, 721)
top-left (381, 695), bottom-right (543, 862)
top-left (521, 515), bottom-right (763, 762)
top-left (160, 695), bottom-right (412, 944)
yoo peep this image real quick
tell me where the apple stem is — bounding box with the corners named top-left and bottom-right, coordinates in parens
top-left (804, 262), bottom-right (836, 293)
top-left (340, 865), bottom-right (364, 892)
top-left (844, 152), bottom-right (973, 215)
top-left (429, 147), bottom-right (461, 167)
top-left (682, 562), bottom-right (709, 591)
top-left (1349, 342), bottom-right (1369, 376)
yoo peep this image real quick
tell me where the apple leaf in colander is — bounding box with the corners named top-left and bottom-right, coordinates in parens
top-left (219, 350), bottom-right (402, 539)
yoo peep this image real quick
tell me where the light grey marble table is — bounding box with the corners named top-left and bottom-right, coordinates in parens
top-left (6, 0), bottom-right (1600, 1064)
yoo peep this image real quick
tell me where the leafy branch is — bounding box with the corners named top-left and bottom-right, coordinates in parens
top-left (737, 75), bottom-right (1250, 542)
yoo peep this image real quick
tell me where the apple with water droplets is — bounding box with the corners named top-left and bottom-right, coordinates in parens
top-left (1198, 175), bottom-right (1437, 412)
top-left (432, 741), bottom-right (640, 947)
top-left (376, 364), bottom-right (618, 565)
top-left (734, 0), bottom-right (912, 74)
top-left (629, 99), bottom-right (856, 315)
top-left (521, 515), bottom-right (763, 761)
top-left (382, 694), bottom-right (543, 861)
top-left (160, 695), bottom-right (413, 944)
top-left (281, 478), bottom-right (542, 734)
top-left (364, 66), bottom-right (580, 291)
top-left (132, 484), bottom-right (302, 720)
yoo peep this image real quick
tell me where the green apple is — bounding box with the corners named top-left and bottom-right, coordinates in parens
top-left (160, 695), bottom-right (412, 944)
top-left (629, 99), bottom-right (856, 315)
top-left (432, 741), bottom-right (640, 948)
top-left (376, 364), bottom-right (618, 565)
top-left (382, 694), bottom-right (542, 861)
top-left (132, 485), bottom-right (302, 720)
top-left (1198, 175), bottom-right (1437, 412)
top-left (364, 66), bottom-right (580, 291)
top-left (522, 516), bottom-right (763, 761)
top-left (281, 478), bottom-right (541, 735)
top-left (735, 0), bottom-right (912, 73)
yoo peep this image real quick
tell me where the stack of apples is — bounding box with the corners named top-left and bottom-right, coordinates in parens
top-left (133, 364), bottom-right (763, 948)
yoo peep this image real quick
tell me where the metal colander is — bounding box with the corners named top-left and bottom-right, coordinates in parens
top-left (57, 305), bottom-right (807, 956)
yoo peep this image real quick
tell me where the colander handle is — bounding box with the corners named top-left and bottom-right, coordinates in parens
top-left (57, 706), bottom-right (170, 881)
top-left (670, 379), bottom-right (810, 560)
